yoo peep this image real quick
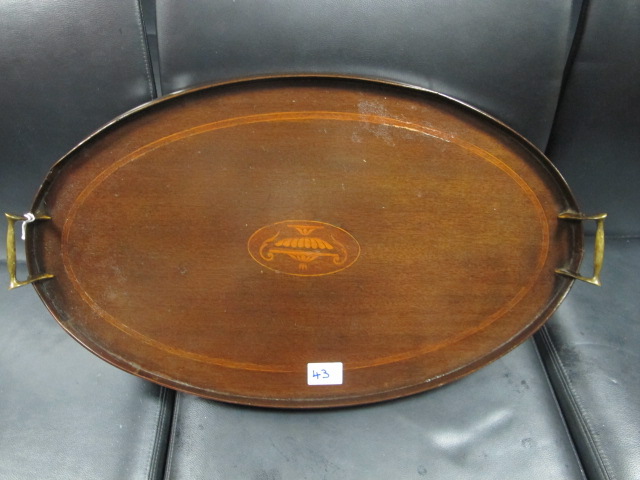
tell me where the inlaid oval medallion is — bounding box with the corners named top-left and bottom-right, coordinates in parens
top-left (248, 220), bottom-right (361, 276)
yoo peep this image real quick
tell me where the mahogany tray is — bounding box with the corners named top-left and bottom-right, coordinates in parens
top-left (7, 76), bottom-right (605, 408)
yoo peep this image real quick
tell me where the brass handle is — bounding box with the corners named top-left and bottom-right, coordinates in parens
top-left (5, 213), bottom-right (54, 289)
top-left (555, 212), bottom-right (607, 286)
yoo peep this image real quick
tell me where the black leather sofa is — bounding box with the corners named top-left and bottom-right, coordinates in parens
top-left (1, 1), bottom-right (638, 478)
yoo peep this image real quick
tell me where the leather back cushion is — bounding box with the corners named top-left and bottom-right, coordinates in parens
top-left (156, 0), bottom-right (580, 150)
top-left (0, 0), bottom-right (154, 241)
top-left (546, 0), bottom-right (640, 235)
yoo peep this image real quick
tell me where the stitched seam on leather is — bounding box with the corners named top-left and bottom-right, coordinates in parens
top-left (145, 387), bottom-right (163, 480)
top-left (537, 327), bottom-right (615, 480)
top-left (163, 393), bottom-right (182, 479)
top-left (148, 387), bottom-right (172, 480)
top-left (541, 328), bottom-right (615, 480)
top-left (531, 339), bottom-right (588, 479)
top-left (134, 0), bottom-right (156, 99)
top-left (546, 0), bottom-right (590, 152)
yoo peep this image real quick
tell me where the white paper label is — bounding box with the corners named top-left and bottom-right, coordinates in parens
top-left (307, 362), bottom-right (343, 385)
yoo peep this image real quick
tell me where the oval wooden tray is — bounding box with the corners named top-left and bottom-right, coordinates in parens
top-left (23, 76), bottom-right (584, 408)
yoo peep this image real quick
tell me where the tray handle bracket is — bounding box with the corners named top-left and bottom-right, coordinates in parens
top-left (5, 213), bottom-right (54, 290)
top-left (555, 212), bottom-right (607, 286)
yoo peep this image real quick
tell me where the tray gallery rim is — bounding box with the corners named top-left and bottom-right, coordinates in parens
top-left (9, 75), bottom-right (603, 408)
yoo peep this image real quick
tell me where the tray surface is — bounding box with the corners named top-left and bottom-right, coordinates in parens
top-left (27, 76), bottom-right (582, 407)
